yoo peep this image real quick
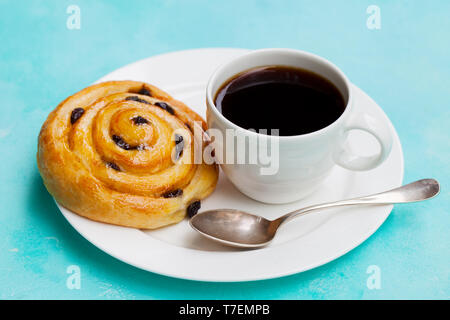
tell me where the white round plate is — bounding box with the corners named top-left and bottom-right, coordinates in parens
top-left (58, 48), bottom-right (404, 282)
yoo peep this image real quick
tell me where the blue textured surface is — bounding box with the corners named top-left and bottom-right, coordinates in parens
top-left (0, 0), bottom-right (448, 299)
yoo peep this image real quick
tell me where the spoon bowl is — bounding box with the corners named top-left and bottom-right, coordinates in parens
top-left (190, 209), bottom-right (278, 248)
top-left (190, 179), bottom-right (440, 248)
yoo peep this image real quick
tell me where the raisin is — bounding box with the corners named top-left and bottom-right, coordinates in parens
top-left (70, 108), bottom-right (84, 124)
top-left (106, 162), bottom-right (120, 171)
top-left (174, 134), bottom-right (184, 160)
top-left (125, 96), bottom-right (150, 105)
top-left (132, 116), bottom-right (149, 125)
top-left (162, 189), bottom-right (183, 198)
top-left (112, 135), bottom-right (131, 150)
top-left (187, 201), bottom-right (201, 218)
top-left (111, 135), bottom-right (145, 151)
top-left (138, 87), bottom-right (152, 96)
top-left (174, 134), bottom-right (183, 145)
top-left (155, 102), bottom-right (175, 115)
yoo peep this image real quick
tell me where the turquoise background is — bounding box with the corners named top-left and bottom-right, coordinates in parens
top-left (0, 0), bottom-right (448, 299)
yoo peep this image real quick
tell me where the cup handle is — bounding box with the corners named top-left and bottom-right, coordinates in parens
top-left (333, 112), bottom-right (393, 171)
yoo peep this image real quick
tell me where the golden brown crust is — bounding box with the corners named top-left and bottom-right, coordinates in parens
top-left (37, 81), bottom-right (218, 229)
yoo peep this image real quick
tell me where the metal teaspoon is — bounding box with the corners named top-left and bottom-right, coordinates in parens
top-left (189, 179), bottom-right (440, 248)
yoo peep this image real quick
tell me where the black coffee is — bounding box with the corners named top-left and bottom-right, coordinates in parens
top-left (214, 66), bottom-right (346, 136)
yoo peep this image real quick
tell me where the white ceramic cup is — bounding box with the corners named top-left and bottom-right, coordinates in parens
top-left (206, 48), bottom-right (393, 204)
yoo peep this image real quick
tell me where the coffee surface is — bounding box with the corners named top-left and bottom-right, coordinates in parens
top-left (214, 66), bottom-right (346, 136)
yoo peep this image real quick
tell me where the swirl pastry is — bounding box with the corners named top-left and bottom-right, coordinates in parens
top-left (37, 81), bottom-right (218, 229)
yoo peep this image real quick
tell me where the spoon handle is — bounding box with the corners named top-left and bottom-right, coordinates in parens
top-left (278, 179), bottom-right (440, 225)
